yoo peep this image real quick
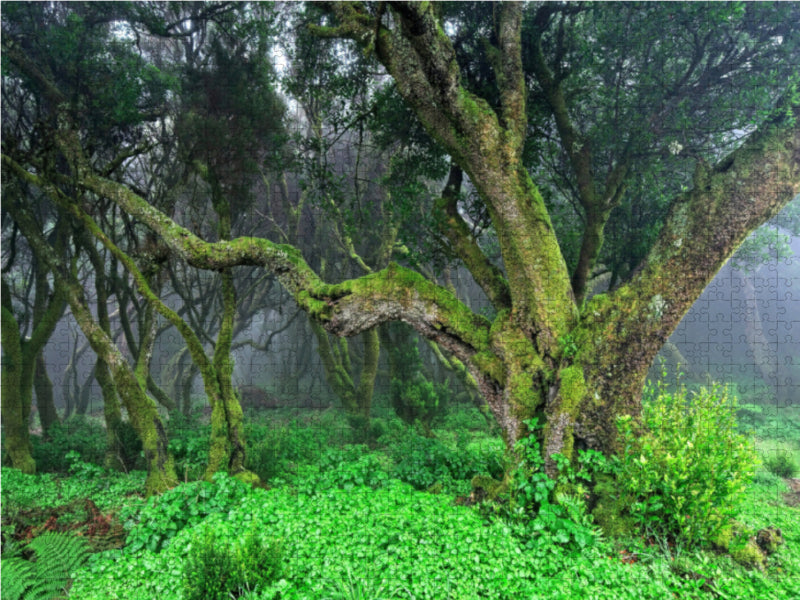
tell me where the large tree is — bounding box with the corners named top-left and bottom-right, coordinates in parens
top-left (3, 2), bottom-right (799, 483)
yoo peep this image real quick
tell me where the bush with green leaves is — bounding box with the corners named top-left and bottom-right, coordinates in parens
top-left (31, 415), bottom-right (107, 472)
top-left (167, 420), bottom-right (209, 482)
top-left (611, 383), bottom-right (757, 551)
top-left (299, 446), bottom-right (391, 493)
top-left (762, 450), bottom-right (798, 479)
top-left (244, 418), bottom-right (339, 482)
top-left (183, 526), bottom-right (283, 600)
top-left (386, 430), bottom-right (492, 493)
top-left (492, 420), bottom-right (600, 551)
top-left (124, 472), bottom-right (251, 554)
top-left (390, 376), bottom-right (450, 434)
top-left (440, 406), bottom-right (492, 433)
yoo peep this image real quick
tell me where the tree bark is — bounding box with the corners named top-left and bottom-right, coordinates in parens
top-left (34, 351), bottom-right (59, 438)
top-left (1, 264), bottom-right (66, 472)
top-left (1, 295), bottom-right (36, 473)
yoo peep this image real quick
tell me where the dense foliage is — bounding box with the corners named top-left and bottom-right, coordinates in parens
top-left (2, 395), bottom-right (798, 600)
top-left (607, 385), bottom-right (758, 552)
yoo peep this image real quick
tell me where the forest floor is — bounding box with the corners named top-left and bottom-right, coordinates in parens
top-left (2, 401), bottom-right (799, 600)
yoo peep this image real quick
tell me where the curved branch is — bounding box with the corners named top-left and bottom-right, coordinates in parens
top-left (5, 154), bottom-right (492, 370)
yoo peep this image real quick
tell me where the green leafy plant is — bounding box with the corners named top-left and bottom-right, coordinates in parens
top-left (245, 421), bottom-right (330, 482)
top-left (611, 383), bottom-right (757, 553)
top-left (312, 446), bottom-right (391, 492)
top-left (329, 565), bottom-right (405, 600)
top-left (387, 430), bottom-right (492, 494)
top-left (31, 416), bottom-right (107, 472)
top-left (124, 472), bottom-right (250, 554)
top-left (762, 450), bottom-right (798, 479)
top-left (183, 527), bottom-right (283, 600)
top-left (557, 333), bottom-right (579, 359)
top-left (168, 430), bottom-right (209, 482)
top-left (499, 420), bottom-right (600, 550)
top-left (1, 531), bottom-right (90, 600)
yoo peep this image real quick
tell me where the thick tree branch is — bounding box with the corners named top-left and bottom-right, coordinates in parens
top-left (598, 97), bottom-right (800, 361)
top-left (5, 153), bottom-right (491, 370)
top-left (636, 100), bottom-right (799, 309)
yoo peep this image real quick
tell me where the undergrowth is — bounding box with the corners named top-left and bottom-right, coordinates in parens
top-left (2, 401), bottom-right (797, 600)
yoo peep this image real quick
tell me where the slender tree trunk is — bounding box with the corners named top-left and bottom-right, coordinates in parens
top-left (311, 320), bottom-right (379, 427)
top-left (76, 364), bottom-right (96, 415)
top-left (96, 357), bottom-right (125, 471)
top-left (1, 302), bottom-right (36, 473)
top-left (180, 363), bottom-right (196, 416)
top-left (34, 351), bottom-right (60, 438)
top-left (205, 269), bottom-right (248, 479)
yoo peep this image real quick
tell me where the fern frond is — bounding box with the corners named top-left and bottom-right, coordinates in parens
top-left (1, 557), bottom-right (36, 600)
top-left (1, 532), bottom-right (91, 600)
top-left (28, 531), bottom-right (91, 577)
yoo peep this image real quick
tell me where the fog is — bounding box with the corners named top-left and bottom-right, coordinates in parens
top-left (40, 209), bottom-right (800, 416)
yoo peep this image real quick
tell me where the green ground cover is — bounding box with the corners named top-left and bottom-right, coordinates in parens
top-left (2, 397), bottom-right (798, 600)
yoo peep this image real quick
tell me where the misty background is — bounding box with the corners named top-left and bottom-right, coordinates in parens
top-left (38, 198), bottom-right (800, 421)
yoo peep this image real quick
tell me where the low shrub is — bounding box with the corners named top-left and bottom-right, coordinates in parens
top-left (31, 416), bottom-right (106, 472)
top-left (610, 383), bottom-right (757, 552)
top-left (386, 430), bottom-right (495, 493)
top-left (124, 472), bottom-right (250, 554)
top-left (440, 406), bottom-right (492, 433)
top-left (183, 527), bottom-right (283, 600)
top-left (245, 423), bottom-right (324, 481)
top-left (167, 417), bottom-right (209, 481)
top-left (488, 420), bottom-right (601, 551)
top-left (762, 450), bottom-right (798, 479)
top-left (296, 446), bottom-right (392, 493)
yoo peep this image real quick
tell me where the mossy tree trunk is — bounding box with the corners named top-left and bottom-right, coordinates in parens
top-left (33, 352), bottom-right (59, 439)
top-left (1, 262), bottom-right (66, 472)
top-left (1, 292), bottom-right (36, 474)
top-left (205, 269), bottom-right (248, 479)
top-left (199, 170), bottom-right (253, 481)
top-left (81, 236), bottom-right (125, 470)
top-left (312, 321), bottom-right (379, 423)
